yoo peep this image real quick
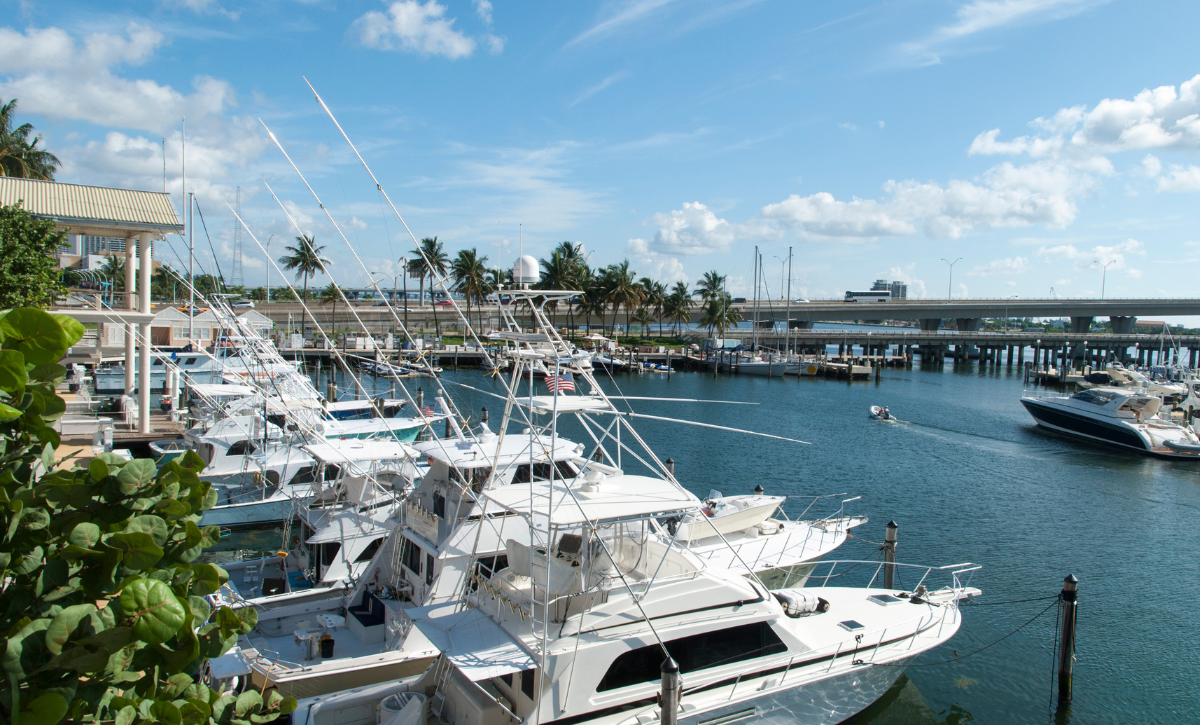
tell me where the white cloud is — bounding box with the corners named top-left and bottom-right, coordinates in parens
top-left (1156, 164), bottom-right (1200, 192)
top-left (568, 0), bottom-right (676, 46)
top-left (899, 0), bottom-right (1107, 66)
top-left (761, 161), bottom-right (1085, 241)
top-left (878, 120), bottom-right (885, 129)
top-left (970, 73), bottom-right (1200, 170)
top-left (647, 202), bottom-right (735, 255)
top-left (1123, 268), bottom-right (1142, 279)
top-left (838, 122), bottom-right (857, 131)
top-left (352, 1), bottom-right (478, 59)
top-left (967, 256), bottom-right (1031, 276)
top-left (956, 282), bottom-right (969, 299)
top-left (168, 0), bottom-right (239, 19)
top-left (473, 0), bottom-right (493, 24)
top-left (625, 238), bottom-right (687, 283)
top-left (1136, 154), bottom-right (1162, 177)
top-left (482, 34), bottom-right (505, 54)
top-left (571, 72), bottom-right (628, 107)
top-left (0, 23), bottom-right (267, 203)
top-left (885, 264), bottom-right (927, 298)
top-left (1037, 238), bottom-right (1143, 270)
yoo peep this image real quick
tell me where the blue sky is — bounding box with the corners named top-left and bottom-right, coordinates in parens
top-left (4, 0), bottom-right (1200, 305)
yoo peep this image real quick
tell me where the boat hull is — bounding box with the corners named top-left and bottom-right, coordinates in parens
top-left (736, 362), bottom-right (786, 377)
top-left (1016, 398), bottom-right (1200, 459)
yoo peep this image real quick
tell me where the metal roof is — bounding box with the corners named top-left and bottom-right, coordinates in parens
top-left (0, 177), bottom-right (183, 233)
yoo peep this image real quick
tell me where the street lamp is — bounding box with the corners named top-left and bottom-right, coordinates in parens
top-left (1093, 259), bottom-right (1115, 299)
top-left (372, 271), bottom-right (403, 337)
top-left (942, 258), bottom-right (962, 300)
top-left (398, 257), bottom-right (409, 332)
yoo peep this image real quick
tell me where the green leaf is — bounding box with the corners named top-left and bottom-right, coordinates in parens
top-left (45, 603), bottom-right (98, 654)
top-left (39, 392), bottom-right (66, 421)
top-left (0, 402), bottom-right (23, 420)
top-left (0, 349), bottom-right (27, 393)
top-left (125, 514), bottom-right (169, 548)
top-left (180, 700), bottom-right (211, 725)
top-left (20, 692), bottom-right (68, 725)
top-left (114, 705), bottom-right (137, 725)
top-left (88, 458), bottom-right (110, 481)
top-left (28, 363), bottom-right (67, 383)
top-left (80, 542), bottom-right (122, 591)
top-left (107, 531), bottom-right (164, 571)
top-left (0, 309), bottom-right (69, 365)
top-left (187, 595), bottom-right (212, 623)
top-left (52, 313), bottom-right (86, 347)
top-left (69, 522), bottom-right (102, 549)
top-left (77, 625), bottom-right (134, 652)
top-left (119, 578), bottom-right (187, 645)
top-left (115, 459), bottom-right (157, 494)
top-left (235, 691), bottom-right (263, 717)
top-left (151, 701), bottom-right (183, 725)
top-left (234, 606), bottom-right (258, 635)
top-left (190, 563), bottom-right (227, 595)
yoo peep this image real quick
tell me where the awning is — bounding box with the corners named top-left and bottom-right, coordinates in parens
top-left (409, 605), bottom-right (535, 682)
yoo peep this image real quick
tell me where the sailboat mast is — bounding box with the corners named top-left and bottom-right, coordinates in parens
top-left (784, 246), bottom-right (792, 355)
top-left (752, 245), bottom-right (759, 350)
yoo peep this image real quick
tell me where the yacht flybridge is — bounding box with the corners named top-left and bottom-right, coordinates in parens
top-left (1021, 387), bottom-right (1200, 459)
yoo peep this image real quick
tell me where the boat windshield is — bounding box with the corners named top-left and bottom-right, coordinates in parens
top-left (1071, 389), bottom-right (1119, 406)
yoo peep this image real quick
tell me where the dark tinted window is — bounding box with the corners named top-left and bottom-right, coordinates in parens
top-left (425, 553), bottom-right (435, 585)
top-left (401, 537), bottom-right (422, 576)
top-left (355, 537), bottom-right (383, 563)
top-left (433, 492), bottom-right (446, 518)
top-left (320, 543), bottom-right (341, 567)
top-left (511, 461), bottom-right (576, 484)
top-left (227, 440), bottom-right (257, 456)
top-left (597, 621), bottom-right (786, 692)
top-left (521, 669), bottom-right (535, 699)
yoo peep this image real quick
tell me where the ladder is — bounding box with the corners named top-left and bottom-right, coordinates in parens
top-left (428, 655), bottom-right (454, 724)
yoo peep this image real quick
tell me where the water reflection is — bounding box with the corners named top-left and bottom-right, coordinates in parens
top-left (847, 676), bottom-right (973, 724)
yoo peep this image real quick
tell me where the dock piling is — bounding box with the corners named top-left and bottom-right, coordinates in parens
top-left (660, 658), bottom-right (681, 725)
top-left (664, 457), bottom-right (675, 476)
top-left (1057, 574), bottom-right (1079, 705)
top-left (883, 520), bottom-right (898, 590)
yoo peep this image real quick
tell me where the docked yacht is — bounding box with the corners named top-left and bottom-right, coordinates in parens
top-left (736, 354), bottom-right (788, 377)
top-left (1021, 387), bottom-right (1200, 459)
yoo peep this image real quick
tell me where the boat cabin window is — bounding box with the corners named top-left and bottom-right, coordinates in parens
top-left (227, 440), bottom-right (257, 457)
top-left (510, 461), bottom-right (577, 484)
top-left (433, 491), bottom-right (446, 518)
top-left (401, 537), bottom-right (423, 576)
top-left (289, 464), bottom-right (341, 486)
top-left (449, 466), bottom-right (493, 492)
top-left (1071, 389), bottom-right (1118, 406)
top-left (521, 669), bottom-right (535, 699)
top-left (153, 358), bottom-right (164, 366)
top-left (425, 553), bottom-right (435, 585)
top-left (184, 357), bottom-right (197, 365)
top-left (597, 621), bottom-right (786, 692)
top-left (320, 543), bottom-right (341, 568)
top-left (354, 537), bottom-right (384, 563)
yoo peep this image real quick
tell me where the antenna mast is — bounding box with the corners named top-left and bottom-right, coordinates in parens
top-left (231, 186), bottom-right (244, 287)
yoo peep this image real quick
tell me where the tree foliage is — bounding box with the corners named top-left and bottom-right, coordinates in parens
top-left (0, 101), bottom-right (60, 180)
top-left (0, 204), bottom-right (68, 309)
top-left (0, 308), bottom-right (296, 725)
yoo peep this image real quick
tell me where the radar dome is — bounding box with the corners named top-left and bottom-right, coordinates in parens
top-left (514, 255), bottom-right (539, 286)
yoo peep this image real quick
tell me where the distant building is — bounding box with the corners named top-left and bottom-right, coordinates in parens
top-left (869, 278), bottom-right (907, 300)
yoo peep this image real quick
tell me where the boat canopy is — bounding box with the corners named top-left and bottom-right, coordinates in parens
top-left (404, 603), bottom-right (535, 681)
top-left (483, 473), bottom-right (698, 526)
top-left (189, 383), bottom-right (256, 397)
top-left (302, 439), bottom-right (418, 465)
top-left (519, 395), bottom-right (611, 413)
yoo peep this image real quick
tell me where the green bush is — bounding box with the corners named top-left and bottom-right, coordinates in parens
top-left (0, 308), bottom-right (295, 725)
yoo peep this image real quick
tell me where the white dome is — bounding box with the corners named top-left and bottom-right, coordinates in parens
top-left (514, 254), bottom-right (539, 285)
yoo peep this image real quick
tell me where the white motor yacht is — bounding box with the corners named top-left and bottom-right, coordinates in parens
top-left (1021, 386), bottom-right (1200, 459)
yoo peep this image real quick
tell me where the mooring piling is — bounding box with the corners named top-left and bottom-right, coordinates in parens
top-left (660, 657), bottom-right (680, 725)
top-left (1057, 574), bottom-right (1079, 704)
top-left (883, 520), bottom-right (898, 590)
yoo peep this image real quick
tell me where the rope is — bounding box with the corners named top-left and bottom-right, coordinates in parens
top-left (874, 598), bottom-right (1058, 668)
top-left (1048, 595), bottom-right (1061, 724)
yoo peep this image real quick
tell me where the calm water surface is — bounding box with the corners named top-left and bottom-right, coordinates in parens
top-left (224, 360), bottom-right (1200, 724)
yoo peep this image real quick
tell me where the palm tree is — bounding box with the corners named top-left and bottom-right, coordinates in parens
top-left (451, 248), bottom-right (490, 332)
top-left (408, 236), bottom-right (448, 334)
top-left (664, 287), bottom-right (692, 337)
top-left (640, 277), bottom-right (667, 336)
top-left (575, 282), bottom-right (605, 338)
top-left (701, 293), bottom-right (743, 337)
top-left (602, 260), bottom-right (641, 339)
top-left (693, 270), bottom-right (727, 302)
top-left (0, 99), bottom-right (60, 179)
top-left (279, 235), bottom-right (329, 333)
top-left (320, 282), bottom-right (344, 337)
top-left (631, 307), bottom-right (653, 340)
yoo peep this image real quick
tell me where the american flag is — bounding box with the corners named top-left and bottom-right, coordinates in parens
top-left (421, 405), bottom-right (436, 417)
top-left (545, 370), bottom-right (575, 394)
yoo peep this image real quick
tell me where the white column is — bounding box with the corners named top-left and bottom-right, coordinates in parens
top-left (124, 236), bottom-right (137, 396)
top-left (138, 233), bottom-right (153, 434)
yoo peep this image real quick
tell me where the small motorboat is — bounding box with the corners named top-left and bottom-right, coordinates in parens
top-left (869, 405), bottom-right (895, 421)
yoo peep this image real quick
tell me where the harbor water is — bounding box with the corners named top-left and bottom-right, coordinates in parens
top-left (218, 360), bottom-right (1200, 723)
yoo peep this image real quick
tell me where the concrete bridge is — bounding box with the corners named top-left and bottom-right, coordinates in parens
top-left (746, 298), bottom-right (1200, 334)
top-left (249, 297), bottom-right (1200, 335)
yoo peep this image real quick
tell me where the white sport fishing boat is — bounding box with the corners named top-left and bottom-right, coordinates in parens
top-left (270, 280), bottom-right (977, 725)
top-left (1021, 387), bottom-right (1200, 459)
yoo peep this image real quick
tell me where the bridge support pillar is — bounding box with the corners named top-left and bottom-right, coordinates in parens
top-left (1110, 316), bottom-right (1136, 335)
top-left (955, 318), bottom-right (981, 332)
top-left (1070, 316), bottom-right (1093, 334)
top-left (919, 318), bottom-right (941, 332)
top-left (788, 320), bottom-right (815, 330)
